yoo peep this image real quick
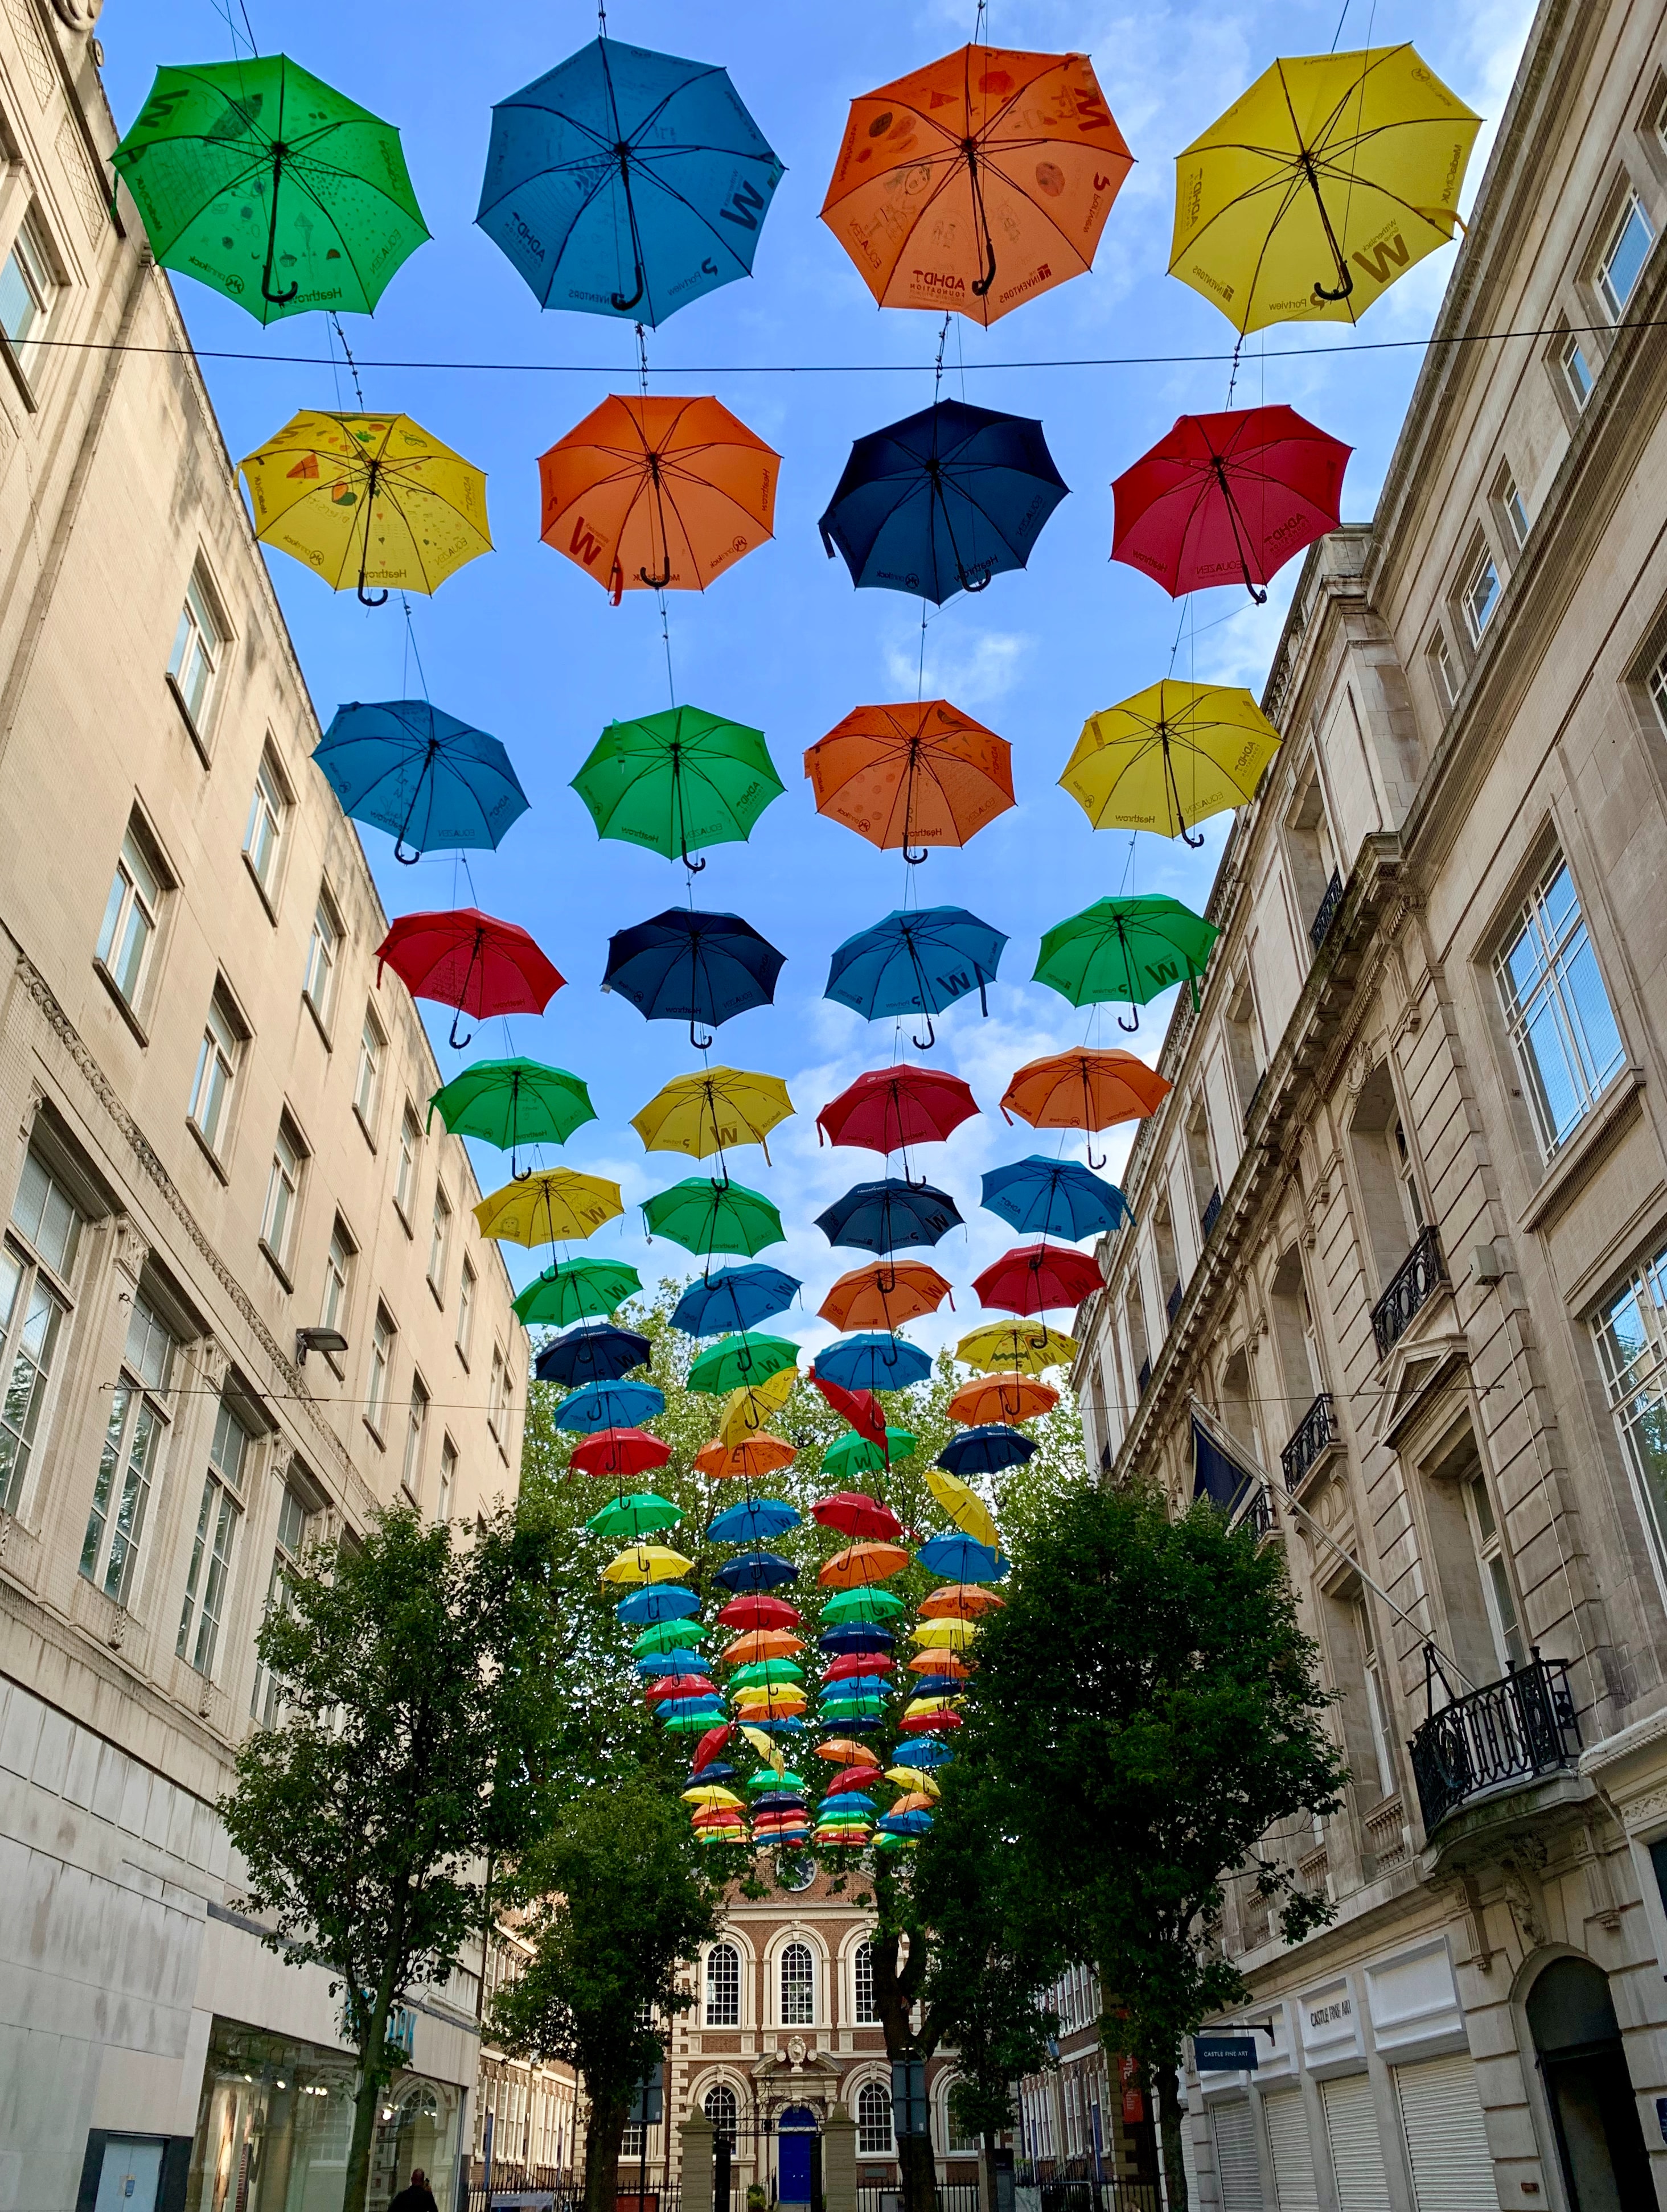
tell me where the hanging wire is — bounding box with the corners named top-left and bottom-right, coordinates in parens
top-left (1329, 0), bottom-right (1352, 50)
top-left (330, 313), bottom-right (366, 407)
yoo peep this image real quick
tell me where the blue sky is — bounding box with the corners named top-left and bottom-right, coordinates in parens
top-left (105, 0), bottom-right (1533, 1354)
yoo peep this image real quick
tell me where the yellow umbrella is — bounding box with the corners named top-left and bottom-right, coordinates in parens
top-left (732, 1687), bottom-right (809, 1717)
top-left (474, 1170), bottom-right (623, 1247)
top-left (631, 1067), bottom-right (795, 1163)
top-left (683, 1784), bottom-right (744, 1808)
top-left (913, 1619), bottom-right (978, 1651)
top-left (1171, 46), bottom-right (1480, 335)
top-left (1060, 681), bottom-right (1281, 849)
top-left (719, 1362), bottom-right (798, 1446)
top-left (956, 1322), bottom-right (1077, 1376)
top-left (239, 410), bottom-right (492, 603)
top-left (884, 1766), bottom-right (941, 1797)
top-left (601, 1544), bottom-right (694, 1585)
top-left (925, 1469), bottom-right (1003, 1553)
top-left (904, 1692), bottom-right (963, 1720)
top-left (742, 1725), bottom-right (786, 1774)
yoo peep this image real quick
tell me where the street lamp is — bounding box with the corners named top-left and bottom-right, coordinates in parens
top-left (295, 1326), bottom-right (349, 1366)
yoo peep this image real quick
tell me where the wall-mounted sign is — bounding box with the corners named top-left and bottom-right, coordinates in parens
top-left (1193, 2034), bottom-right (1258, 2072)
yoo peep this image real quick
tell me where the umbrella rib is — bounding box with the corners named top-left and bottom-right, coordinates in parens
top-left (623, 158), bottom-right (770, 277)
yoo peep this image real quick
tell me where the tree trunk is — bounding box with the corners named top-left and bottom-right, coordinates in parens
top-left (897, 2130), bottom-right (937, 2212)
top-left (583, 2090), bottom-right (630, 2212)
top-left (343, 1953), bottom-right (403, 2212)
top-left (1155, 2057), bottom-right (1187, 2212)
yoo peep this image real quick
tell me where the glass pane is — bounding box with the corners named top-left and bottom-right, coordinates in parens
top-left (82, 1384), bottom-right (130, 1578)
top-left (96, 870), bottom-right (126, 967)
top-left (112, 902), bottom-right (151, 1001)
top-left (0, 1246), bottom-right (22, 1337)
top-left (1603, 200), bottom-right (1653, 313)
top-left (1562, 932), bottom-right (1627, 1088)
top-left (105, 1401), bottom-right (161, 1603)
top-left (211, 1400), bottom-right (249, 1487)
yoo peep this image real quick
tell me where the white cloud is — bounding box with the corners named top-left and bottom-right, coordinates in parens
top-left (882, 619), bottom-right (1033, 708)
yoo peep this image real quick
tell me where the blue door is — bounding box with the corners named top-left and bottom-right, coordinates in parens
top-left (778, 2108), bottom-right (817, 2205)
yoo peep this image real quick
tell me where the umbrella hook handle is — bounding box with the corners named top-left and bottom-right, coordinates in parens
top-left (261, 145), bottom-right (299, 307)
top-left (1086, 1138), bottom-right (1108, 1171)
top-left (690, 1020), bottom-right (715, 1051)
top-left (611, 262), bottom-right (646, 315)
top-left (639, 561), bottom-right (674, 589)
top-left (448, 1010), bottom-right (474, 1051)
top-left (911, 1014), bottom-right (936, 1051)
top-left (681, 845), bottom-right (708, 876)
top-left (358, 582), bottom-right (389, 608)
top-left (904, 844), bottom-right (929, 866)
top-left (1116, 1007), bottom-right (1140, 1034)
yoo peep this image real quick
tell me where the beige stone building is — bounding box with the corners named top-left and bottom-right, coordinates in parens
top-left (1071, 4), bottom-right (1667, 2211)
top-left (0, 7), bottom-right (534, 2212)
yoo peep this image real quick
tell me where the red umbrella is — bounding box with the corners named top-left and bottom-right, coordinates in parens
top-left (376, 906), bottom-right (565, 1047)
top-left (820, 1261), bottom-right (952, 1333)
top-left (826, 1767), bottom-right (885, 1795)
top-left (716, 1593), bottom-right (801, 1631)
top-left (646, 1674), bottom-right (716, 1704)
top-left (812, 1372), bottom-right (888, 1446)
top-left (826, 1652), bottom-right (896, 1681)
top-left (817, 1064), bottom-right (979, 1154)
top-left (692, 1723), bottom-right (734, 1772)
top-left (901, 1707), bottom-right (962, 1734)
top-left (974, 1243), bottom-right (1105, 1315)
top-left (812, 1490), bottom-right (904, 1541)
top-left (1111, 404), bottom-right (1350, 605)
top-left (569, 1426), bottom-right (673, 1481)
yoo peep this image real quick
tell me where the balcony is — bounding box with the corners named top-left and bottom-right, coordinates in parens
top-left (1408, 1653), bottom-right (1580, 1836)
top-left (1201, 1187), bottom-right (1222, 1240)
top-left (1372, 1224), bottom-right (1445, 1358)
top-left (1281, 1392), bottom-right (1338, 1491)
top-left (1309, 868), bottom-right (1345, 953)
top-left (1166, 1279), bottom-right (1184, 1325)
top-left (1230, 1482), bottom-right (1274, 1543)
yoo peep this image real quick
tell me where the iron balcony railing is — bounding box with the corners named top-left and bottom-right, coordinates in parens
top-left (1166, 1280), bottom-right (1184, 1325)
top-left (1409, 1652), bottom-right (1580, 1836)
top-left (1230, 1482), bottom-right (1274, 1542)
top-left (1372, 1224), bottom-right (1444, 1358)
top-left (1281, 1392), bottom-right (1337, 1491)
top-left (1310, 868), bottom-right (1345, 953)
top-left (1201, 1187), bottom-right (1222, 1240)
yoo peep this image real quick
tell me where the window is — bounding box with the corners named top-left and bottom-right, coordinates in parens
top-left (402, 1374), bottom-right (429, 1500)
top-left (80, 1292), bottom-right (175, 1607)
top-left (857, 2082), bottom-right (893, 2157)
top-left (367, 1306), bottom-right (395, 1438)
top-left (321, 1219), bottom-right (354, 1337)
top-left (1461, 540), bottom-right (1500, 644)
top-left (354, 1011), bottom-right (383, 1131)
top-left (243, 750), bottom-right (287, 898)
top-left (854, 1940), bottom-right (878, 2024)
top-left (943, 2088), bottom-right (976, 2157)
top-left (96, 822), bottom-right (165, 1011)
top-left (1650, 647), bottom-right (1667, 741)
top-left (1495, 856), bottom-right (1626, 1155)
top-left (303, 895), bottom-right (340, 1023)
top-left (177, 1398), bottom-right (249, 1678)
top-left (0, 214), bottom-right (54, 356)
top-left (706, 1942), bottom-right (741, 2026)
top-left (780, 1940), bottom-right (814, 2026)
top-left (395, 1107), bottom-right (420, 1220)
top-left (703, 2086), bottom-right (738, 2149)
top-left (188, 988), bottom-right (243, 1157)
top-left (1427, 630), bottom-right (1458, 708)
top-left (436, 1435), bottom-right (457, 1522)
top-left (457, 1261), bottom-right (476, 1364)
top-left (1596, 1241), bottom-right (1667, 1578)
top-left (1496, 468), bottom-right (1530, 549)
top-left (487, 1343), bottom-right (507, 1441)
top-left (428, 1187), bottom-right (451, 1296)
top-left (621, 2120), bottom-right (646, 2161)
top-left (1463, 1469), bottom-right (1528, 1673)
top-left (251, 1477), bottom-right (312, 1727)
top-left (1597, 189), bottom-right (1653, 320)
top-left (0, 1153), bottom-right (81, 1515)
top-left (1562, 332), bottom-right (1595, 409)
top-left (167, 569), bottom-right (224, 732)
top-left (1352, 1595), bottom-right (1399, 1799)
top-left (261, 1117), bottom-right (305, 1273)
top-left (11, 1147), bottom-right (82, 1281)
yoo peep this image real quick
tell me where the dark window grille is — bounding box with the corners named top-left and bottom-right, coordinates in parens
top-left (1231, 1483), bottom-right (1273, 1541)
top-left (1166, 1280), bottom-right (1183, 1325)
top-left (1409, 1652), bottom-right (1580, 1835)
top-left (1310, 869), bottom-right (1345, 953)
top-left (1372, 1224), bottom-right (1444, 1357)
top-left (1136, 1356), bottom-right (1151, 1399)
top-left (1281, 1392), bottom-right (1337, 1491)
top-left (1201, 1188), bottom-right (1222, 1240)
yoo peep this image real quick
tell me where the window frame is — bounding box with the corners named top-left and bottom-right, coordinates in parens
top-left (853, 1940), bottom-right (878, 2025)
top-left (1594, 1239), bottom-right (1667, 1598)
top-left (250, 1473), bottom-right (315, 1727)
top-left (1459, 536), bottom-right (1502, 647)
top-left (1493, 853), bottom-right (1628, 1160)
top-left (428, 1185), bottom-right (451, 1301)
top-left (366, 1305), bottom-right (396, 1442)
top-left (303, 889), bottom-right (342, 1031)
top-left (436, 1434), bottom-right (457, 1523)
top-left (243, 746), bottom-right (290, 910)
top-left (95, 817), bottom-right (168, 1018)
top-left (705, 1941), bottom-right (741, 2028)
top-left (1428, 628), bottom-right (1459, 710)
top-left (857, 2082), bottom-right (894, 2157)
top-left (176, 1397), bottom-right (251, 1680)
top-left (188, 984), bottom-right (247, 1164)
top-left (321, 1216), bottom-right (355, 1341)
top-left (1493, 464), bottom-right (1530, 551)
top-left (167, 564), bottom-right (229, 749)
top-left (1461, 1466), bottom-right (1529, 1675)
top-left (394, 1104), bottom-right (421, 1226)
top-left (487, 1342), bottom-right (507, 1444)
top-left (354, 1008), bottom-right (384, 1141)
top-left (1561, 330), bottom-right (1596, 410)
top-left (260, 1113), bottom-right (307, 1281)
top-left (80, 1294), bottom-right (176, 1610)
top-left (0, 208), bottom-right (58, 385)
top-left (457, 1260), bottom-right (476, 1367)
top-left (401, 1371), bottom-right (429, 1502)
top-left (1595, 186), bottom-right (1654, 322)
top-left (779, 1939), bottom-right (815, 2027)
top-left (0, 1154), bottom-right (79, 1517)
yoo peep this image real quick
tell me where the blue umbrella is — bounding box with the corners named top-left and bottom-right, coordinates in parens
top-left (713, 1549), bottom-right (798, 1593)
top-left (815, 1333), bottom-right (933, 1392)
top-left (534, 1322), bottom-right (652, 1387)
top-left (937, 1424), bottom-right (1037, 1478)
top-left (826, 907), bottom-right (1008, 1050)
top-left (693, 1762), bottom-right (737, 1781)
top-left (709, 1499), bottom-right (802, 1544)
top-left (742, 1714), bottom-right (804, 1734)
top-left (819, 1624), bottom-right (895, 1655)
top-left (917, 1533), bottom-right (1010, 1583)
top-left (617, 1584), bottom-right (700, 1625)
top-left (819, 398), bottom-right (1069, 606)
top-left (822, 1791), bottom-right (877, 1812)
top-left (982, 1157), bottom-right (1134, 1242)
top-left (554, 1379), bottom-right (666, 1432)
top-left (905, 1736), bottom-right (956, 1769)
top-left (636, 1650), bottom-right (707, 1676)
top-left (673, 1263), bottom-right (800, 1337)
top-left (822, 1674), bottom-right (891, 1699)
top-left (477, 38), bottom-right (783, 327)
top-left (605, 908), bottom-right (785, 1050)
top-left (314, 700), bottom-right (529, 865)
top-left (816, 1179), bottom-right (963, 1255)
top-left (660, 1696), bottom-right (728, 1724)
top-left (877, 1809), bottom-right (934, 1836)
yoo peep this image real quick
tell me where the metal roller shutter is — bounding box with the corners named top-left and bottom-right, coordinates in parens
top-left (1264, 2090), bottom-right (1321, 2212)
top-left (1321, 2073), bottom-right (1393, 2212)
top-left (1394, 2053), bottom-right (1499, 2212)
top-left (1213, 2098), bottom-right (1265, 2212)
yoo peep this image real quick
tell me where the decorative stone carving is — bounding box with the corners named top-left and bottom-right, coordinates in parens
top-left (1580, 1819), bottom-right (1624, 1934)
top-left (1498, 1847), bottom-right (1549, 1949)
top-left (111, 1213), bottom-right (149, 1285)
top-left (51, 0), bottom-right (102, 27)
top-left (786, 2036), bottom-right (807, 2067)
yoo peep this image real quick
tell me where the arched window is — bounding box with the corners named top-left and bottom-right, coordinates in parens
top-left (704, 2085), bottom-right (738, 2148)
top-left (853, 1942), bottom-right (878, 2025)
top-left (942, 2082), bottom-right (976, 2156)
top-left (706, 1943), bottom-right (740, 2027)
top-left (857, 2082), bottom-right (894, 2156)
top-left (780, 1940), bottom-right (815, 2026)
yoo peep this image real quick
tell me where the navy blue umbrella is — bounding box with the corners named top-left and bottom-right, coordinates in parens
top-left (753, 1791), bottom-right (809, 1814)
top-left (553, 1378), bottom-right (666, 1432)
top-left (982, 1157), bottom-right (1134, 1242)
top-left (533, 1322), bottom-right (652, 1387)
top-left (605, 908), bottom-right (785, 1049)
top-left (693, 1762), bottom-right (737, 1781)
top-left (672, 1263), bottom-right (800, 1337)
top-left (819, 398), bottom-right (1069, 606)
top-left (314, 700), bottom-right (529, 864)
top-left (816, 1178), bottom-right (963, 1255)
top-left (819, 1623), bottom-right (896, 1655)
top-left (815, 1333), bottom-right (933, 1392)
top-left (713, 1549), bottom-right (799, 1593)
top-left (826, 906), bottom-right (1008, 1050)
top-left (937, 1424), bottom-right (1037, 1478)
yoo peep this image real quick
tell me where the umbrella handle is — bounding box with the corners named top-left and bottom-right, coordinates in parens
top-left (1313, 264), bottom-right (1354, 303)
top-left (681, 844), bottom-right (708, 875)
top-left (904, 845), bottom-right (929, 866)
top-left (260, 145), bottom-right (299, 307)
top-left (448, 1010), bottom-right (474, 1051)
top-left (358, 583), bottom-right (390, 607)
top-left (690, 1020), bottom-right (715, 1051)
top-left (958, 568), bottom-right (992, 594)
top-left (611, 263), bottom-right (646, 314)
top-left (911, 1014), bottom-right (937, 1051)
top-left (1086, 1138), bottom-right (1108, 1171)
top-left (1116, 1007), bottom-right (1139, 1034)
top-left (393, 836), bottom-right (421, 864)
top-left (639, 561), bottom-right (674, 589)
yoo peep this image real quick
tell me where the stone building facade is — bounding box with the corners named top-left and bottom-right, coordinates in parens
top-left (1070, 4), bottom-right (1667, 2211)
top-left (0, 7), bottom-right (532, 2211)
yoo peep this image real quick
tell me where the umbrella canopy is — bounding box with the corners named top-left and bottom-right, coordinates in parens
top-left (805, 701), bottom-right (1013, 860)
top-left (475, 1170), bottom-right (623, 1247)
top-left (814, 1334), bottom-right (934, 1392)
top-left (1172, 46), bottom-right (1480, 335)
top-left (729, 1659), bottom-right (806, 1691)
top-left (691, 1722), bottom-right (733, 1770)
top-left (811, 1492), bottom-right (904, 1542)
top-left (478, 37), bottom-right (782, 326)
top-left (515, 1256), bottom-right (642, 1327)
top-left (1112, 405), bottom-right (1351, 605)
top-left (817, 1066), bottom-right (979, 1154)
top-left (820, 1264), bottom-right (950, 1334)
top-left (682, 1784), bottom-right (745, 1809)
top-left (616, 1584), bottom-right (699, 1625)
top-left (603, 1543), bottom-right (695, 1584)
top-left (823, 1426), bottom-right (917, 1480)
top-left (588, 1492), bottom-right (683, 1540)
top-left (827, 1652), bottom-right (896, 1683)
top-left (555, 1379), bottom-right (667, 1433)
top-left (1061, 680), bottom-right (1282, 848)
top-left (974, 1243), bottom-right (1105, 1316)
top-left (713, 1550), bottom-right (798, 1593)
top-left (820, 1623), bottom-right (896, 1655)
top-left (113, 56), bottom-right (428, 323)
top-left (432, 1059), bottom-right (596, 1175)
top-left (675, 1264), bottom-right (800, 1338)
top-left (946, 1372), bottom-right (1058, 1427)
top-left (722, 1630), bottom-right (804, 1666)
top-left (921, 1584), bottom-right (1005, 1619)
top-left (905, 1736), bottom-right (956, 1767)
top-left (535, 1323), bottom-right (652, 1387)
top-left (925, 1467), bottom-right (1004, 1549)
top-left (605, 908), bottom-right (785, 1050)
top-left (885, 1766), bottom-right (942, 1795)
top-left (717, 1593), bottom-right (800, 1631)
top-left (378, 907), bottom-right (562, 1049)
top-left (826, 906), bottom-right (1007, 1050)
top-left (821, 1585), bottom-right (907, 1622)
top-left (316, 701), bottom-right (527, 864)
top-left (637, 1618), bottom-right (709, 1655)
top-left (982, 1158), bottom-right (1132, 1243)
top-left (695, 1433), bottom-right (797, 1482)
top-left (937, 1426), bottom-right (1035, 1479)
top-left (634, 1070), bottom-right (795, 1166)
top-left (574, 706), bottom-right (784, 867)
top-left (1034, 894), bottom-right (1220, 1029)
top-left (914, 1618), bottom-right (979, 1650)
top-left (955, 1322), bottom-right (1077, 1374)
top-left (540, 394), bottom-right (779, 600)
top-left (917, 1533), bottom-right (1007, 1583)
top-left (819, 1541), bottom-right (912, 1589)
top-left (719, 1363), bottom-right (799, 1444)
top-left (878, 1810), bottom-right (934, 1837)
top-left (815, 1738), bottom-right (878, 1765)
top-left (643, 1179), bottom-right (785, 1261)
top-left (1001, 1048), bottom-right (1172, 1138)
top-left (638, 1650), bottom-right (706, 1679)
top-left (811, 1374), bottom-right (888, 1445)
top-left (820, 398), bottom-right (1067, 605)
top-left (688, 1334), bottom-right (800, 1395)
top-left (240, 412), bottom-right (490, 605)
top-left (816, 1178), bottom-right (963, 1256)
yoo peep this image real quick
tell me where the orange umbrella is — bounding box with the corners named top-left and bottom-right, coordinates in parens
top-left (908, 1650), bottom-right (973, 1677)
top-left (805, 701), bottom-right (1013, 860)
top-left (821, 45), bottom-right (1132, 326)
top-left (816, 1738), bottom-right (874, 1765)
top-left (921, 1583), bottom-right (1007, 1619)
top-left (889, 1790), bottom-right (938, 1816)
top-left (819, 1540), bottom-right (912, 1589)
top-left (539, 394), bottom-right (779, 603)
top-left (820, 1261), bottom-right (954, 1332)
top-left (1001, 1047), bottom-right (1171, 1167)
top-left (720, 1629), bottom-right (805, 1666)
top-left (946, 1371), bottom-right (1059, 1427)
top-left (695, 1433), bottom-right (796, 1482)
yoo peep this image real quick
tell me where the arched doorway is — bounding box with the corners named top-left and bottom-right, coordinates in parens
top-left (1526, 1956), bottom-right (1653, 2210)
top-left (777, 2106), bottom-right (819, 2210)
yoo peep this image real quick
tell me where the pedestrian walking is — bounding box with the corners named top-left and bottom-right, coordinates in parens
top-left (390, 2170), bottom-right (439, 2212)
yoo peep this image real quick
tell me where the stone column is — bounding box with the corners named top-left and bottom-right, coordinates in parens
top-left (821, 2112), bottom-right (857, 2212)
top-left (681, 2112), bottom-right (716, 2212)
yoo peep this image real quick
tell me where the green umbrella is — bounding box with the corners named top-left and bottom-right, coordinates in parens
top-left (689, 1333), bottom-right (801, 1395)
top-left (1032, 894), bottom-right (1220, 1028)
top-left (820, 1585), bottom-right (908, 1623)
top-left (429, 1059), bottom-right (596, 1174)
top-left (729, 1659), bottom-right (806, 1690)
top-left (634, 1619), bottom-right (707, 1656)
top-left (587, 1493), bottom-right (684, 1541)
top-left (823, 1427), bottom-right (917, 1481)
top-left (572, 706), bottom-right (784, 871)
top-left (746, 1768), bottom-right (807, 1793)
top-left (643, 1178), bottom-right (785, 1260)
top-left (514, 1257), bottom-right (643, 1327)
top-left (112, 56), bottom-right (429, 324)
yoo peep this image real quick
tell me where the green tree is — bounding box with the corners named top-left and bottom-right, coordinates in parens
top-left (955, 1484), bottom-right (1345, 2212)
